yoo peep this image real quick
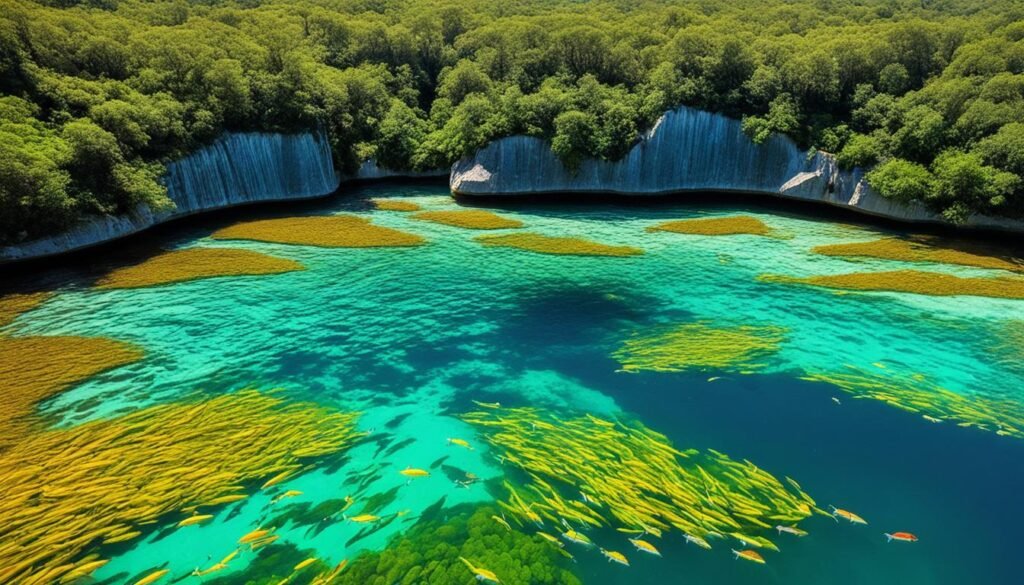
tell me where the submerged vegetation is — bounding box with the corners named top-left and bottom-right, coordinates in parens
top-left (463, 406), bottom-right (818, 557)
top-left (372, 199), bottom-right (421, 212)
top-left (0, 389), bottom-right (361, 584)
top-left (3, 0), bottom-right (1024, 243)
top-left (0, 291), bottom-right (52, 327)
top-left (647, 216), bottom-right (772, 237)
top-left (95, 247), bottom-right (304, 289)
top-left (812, 237), bottom-right (1024, 272)
top-left (761, 270), bottom-right (1024, 300)
top-left (412, 209), bottom-right (524, 230)
top-left (476, 233), bottom-right (643, 257)
top-left (614, 322), bottom-right (786, 373)
top-left (211, 215), bottom-right (425, 248)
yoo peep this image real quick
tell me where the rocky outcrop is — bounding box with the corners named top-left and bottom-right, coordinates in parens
top-left (353, 159), bottom-right (448, 181)
top-left (451, 106), bottom-right (1024, 232)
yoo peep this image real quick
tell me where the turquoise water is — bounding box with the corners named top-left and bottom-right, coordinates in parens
top-left (3, 183), bottom-right (1024, 585)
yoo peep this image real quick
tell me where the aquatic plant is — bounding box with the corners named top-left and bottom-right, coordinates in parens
top-left (372, 199), bottom-right (421, 212)
top-left (647, 216), bottom-right (772, 237)
top-left (95, 248), bottom-right (304, 289)
top-left (0, 390), bottom-right (361, 584)
top-left (211, 216), bottom-right (425, 248)
top-left (613, 322), bottom-right (786, 373)
top-left (0, 292), bottom-right (53, 327)
top-left (760, 270), bottom-right (1024, 299)
top-left (462, 407), bottom-right (817, 555)
top-left (476, 233), bottom-right (643, 257)
top-left (335, 505), bottom-right (581, 585)
top-left (412, 209), bottom-right (524, 229)
top-left (0, 335), bottom-right (143, 449)
top-left (802, 365), bottom-right (1024, 439)
top-left (812, 237), bottom-right (1024, 272)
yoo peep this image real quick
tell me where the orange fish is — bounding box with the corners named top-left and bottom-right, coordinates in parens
top-left (732, 549), bottom-right (765, 565)
top-left (885, 532), bottom-right (918, 543)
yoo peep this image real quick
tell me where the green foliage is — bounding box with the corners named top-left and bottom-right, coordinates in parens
top-left (551, 110), bottom-right (598, 172)
top-left (867, 159), bottom-right (935, 206)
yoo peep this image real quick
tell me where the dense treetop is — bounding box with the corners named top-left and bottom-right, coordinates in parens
top-left (2, 0), bottom-right (1024, 243)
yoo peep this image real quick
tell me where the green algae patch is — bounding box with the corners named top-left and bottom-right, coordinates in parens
top-left (372, 198), bottom-right (421, 212)
top-left (0, 292), bottom-right (52, 327)
top-left (476, 233), bottom-right (643, 257)
top-left (463, 407), bottom-right (816, 555)
top-left (0, 389), bottom-right (361, 584)
top-left (813, 237), bottom-right (1024, 272)
top-left (211, 215), bottom-right (426, 248)
top-left (0, 335), bottom-right (143, 449)
top-left (648, 215), bottom-right (772, 236)
top-left (613, 322), bottom-right (786, 373)
top-left (802, 365), bottom-right (1024, 439)
top-left (761, 270), bottom-right (1024, 299)
top-left (412, 209), bottom-right (524, 229)
top-left (95, 248), bottom-right (304, 289)
top-left (334, 504), bottom-right (580, 585)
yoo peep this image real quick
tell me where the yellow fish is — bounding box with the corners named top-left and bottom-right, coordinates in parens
top-left (134, 569), bottom-right (169, 585)
top-left (220, 549), bottom-right (239, 565)
top-left (561, 529), bottom-right (593, 546)
top-left (683, 533), bottom-right (712, 549)
top-left (400, 467), bottom-right (429, 477)
top-left (601, 548), bottom-right (630, 566)
top-left (492, 515), bottom-right (512, 531)
top-left (239, 528), bottom-right (273, 544)
top-left (294, 558), bottom-right (317, 571)
top-left (447, 438), bottom-right (474, 450)
top-left (177, 514), bottom-right (213, 528)
top-left (733, 549), bottom-right (766, 564)
top-left (262, 469), bottom-right (297, 490)
top-left (776, 525), bottom-right (808, 537)
top-left (272, 490), bottom-right (304, 503)
top-left (536, 531), bottom-right (563, 546)
top-left (347, 514), bottom-right (380, 523)
top-left (629, 538), bottom-right (661, 557)
top-left (830, 506), bottom-right (868, 525)
top-left (459, 556), bottom-right (501, 583)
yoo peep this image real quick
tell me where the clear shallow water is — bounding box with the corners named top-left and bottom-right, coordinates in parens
top-left (4, 183), bottom-right (1024, 585)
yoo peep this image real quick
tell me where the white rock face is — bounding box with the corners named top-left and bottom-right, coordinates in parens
top-left (354, 159), bottom-right (448, 181)
top-left (451, 106), bottom-right (1024, 232)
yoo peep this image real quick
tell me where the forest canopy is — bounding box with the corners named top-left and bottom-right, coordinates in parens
top-left (2, 0), bottom-right (1024, 243)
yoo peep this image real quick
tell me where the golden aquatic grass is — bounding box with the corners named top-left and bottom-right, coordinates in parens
top-left (647, 216), bottom-right (772, 237)
top-left (412, 210), bottom-right (524, 230)
top-left (0, 336), bottom-right (143, 449)
top-left (476, 233), bottom-right (643, 257)
top-left (463, 407), bottom-right (816, 553)
top-left (372, 199), bottom-right (421, 212)
top-left (0, 389), bottom-right (361, 584)
top-left (812, 237), bottom-right (1024, 272)
top-left (0, 292), bottom-right (52, 327)
top-left (95, 248), bottom-right (304, 289)
top-left (211, 215), bottom-right (425, 248)
top-left (613, 322), bottom-right (786, 373)
top-left (760, 270), bottom-right (1024, 299)
top-left (802, 365), bottom-right (1024, 439)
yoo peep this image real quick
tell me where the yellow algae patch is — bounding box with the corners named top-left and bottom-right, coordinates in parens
top-left (412, 209), bottom-right (523, 230)
top-left (647, 216), bottom-right (772, 237)
top-left (760, 270), bottom-right (1024, 300)
top-left (95, 248), bottom-right (303, 289)
top-left (211, 215), bottom-right (425, 248)
top-left (813, 237), bottom-right (1024, 272)
top-left (613, 322), bottom-right (786, 373)
top-left (0, 291), bottom-right (52, 327)
top-left (463, 407), bottom-right (815, 551)
top-left (0, 336), bottom-right (143, 448)
top-left (476, 233), bottom-right (643, 257)
top-left (802, 365), bottom-right (1024, 440)
top-left (372, 199), bottom-right (421, 212)
top-left (0, 390), bottom-right (360, 585)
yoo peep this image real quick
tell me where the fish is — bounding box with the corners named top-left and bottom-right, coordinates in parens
top-left (885, 532), bottom-right (918, 543)
top-left (459, 556), bottom-right (501, 583)
top-left (600, 548), bottom-right (630, 566)
top-left (272, 490), bottom-right (303, 503)
top-left (732, 549), bottom-right (766, 564)
top-left (250, 534), bottom-right (279, 551)
top-left (177, 514), bottom-right (213, 528)
top-left (683, 533), bottom-right (712, 549)
top-left (59, 560), bottom-right (109, 583)
top-left (832, 397), bottom-right (841, 405)
top-left (261, 469), bottom-right (297, 490)
top-left (562, 529), bottom-right (594, 547)
top-left (629, 538), bottom-right (661, 556)
top-left (239, 528), bottom-right (273, 544)
top-left (775, 525), bottom-right (808, 537)
top-left (492, 515), bottom-right (512, 531)
top-left (447, 438), bottom-right (474, 450)
top-left (922, 415), bottom-right (943, 423)
top-left (294, 558), bottom-right (318, 571)
top-left (472, 400), bottom-right (502, 409)
top-left (346, 514), bottom-right (380, 523)
top-left (134, 569), bottom-right (169, 585)
top-left (707, 376), bottom-right (722, 382)
top-left (400, 467), bottom-right (430, 477)
top-left (830, 506), bottom-right (867, 525)
top-left (220, 549), bottom-right (239, 565)
top-left (536, 531), bottom-right (563, 546)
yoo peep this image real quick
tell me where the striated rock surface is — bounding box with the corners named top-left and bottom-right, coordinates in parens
top-left (451, 106), bottom-right (1024, 232)
top-left (354, 159), bottom-right (448, 181)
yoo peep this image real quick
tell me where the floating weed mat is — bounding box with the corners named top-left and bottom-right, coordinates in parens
top-left (371, 199), bottom-right (421, 212)
top-left (813, 237), bottom-right (1024, 272)
top-left (462, 407), bottom-right (817, 558)
top-left (412, 209), bottom-right (524, 230)
top-left (760, 270), bottom-right (1024, 299)
top-left (0, 335), bottom-right (143, 449)
top-left (95, 248), bottom-right (304, 289)
top-left (647, 216), bottom-right (772, 237)
top-left (476, 233), bottom-right (643, 257)
top-left (613, 322), bottom-right (786, 373)
top-left (0, 291), bottom-right (53, 328)
top-left (211, 215), bottom-right (426, 248)
top-left (802, 365), bottom-right (1024, 439)
top-left (0, 389), bottom-right (361, 585)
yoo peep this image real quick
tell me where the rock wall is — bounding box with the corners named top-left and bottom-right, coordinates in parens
top-left (450, 106), bottom-right (1024, 232)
